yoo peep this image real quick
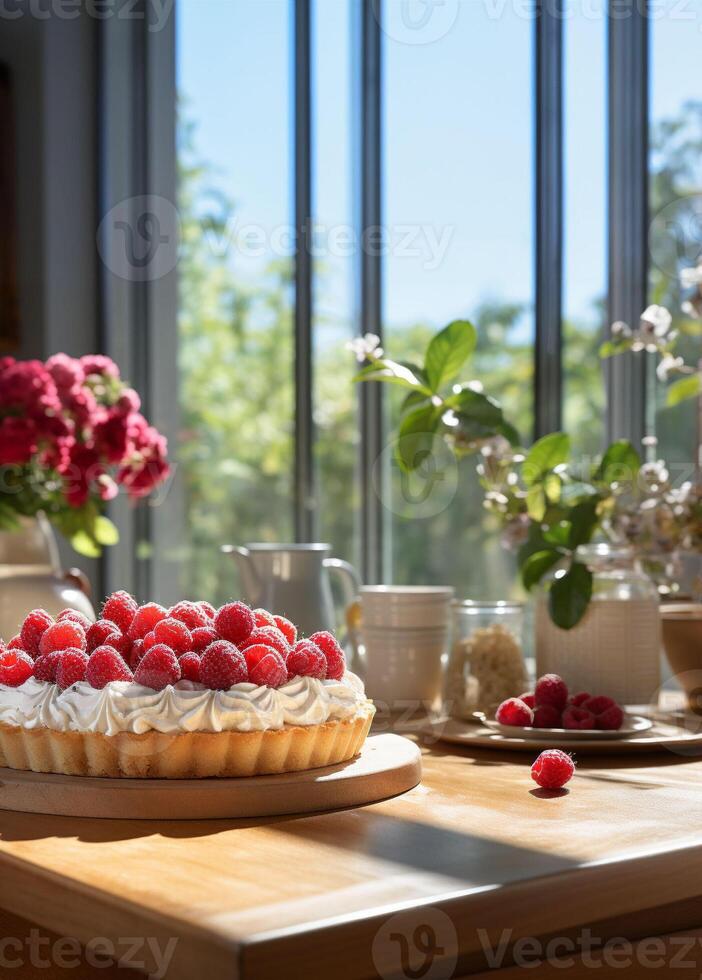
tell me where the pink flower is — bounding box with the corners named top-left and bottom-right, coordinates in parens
top-left (59, 444), bottom-right (103, 508)
top-left (0, 417), bottom-right (38, 465)
top-left (0, 361), bottom-right (58, 412)
top-left (62, 386), bottom-right (99, 429)
top-left (80, 354), bottom-right (120, 379)
top-left (93, 409), bottom-right (130, 464)
top-left (46, 353), bottom-right (84, 391)
top-left (115, 388), bottom-right (141, 415)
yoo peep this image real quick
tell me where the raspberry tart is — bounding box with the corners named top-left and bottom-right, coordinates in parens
top-left (0, 596), bottom-right (374, 778)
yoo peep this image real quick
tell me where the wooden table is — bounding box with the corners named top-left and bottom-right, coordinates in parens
top-left (2, 734), bottom-right (702, 978)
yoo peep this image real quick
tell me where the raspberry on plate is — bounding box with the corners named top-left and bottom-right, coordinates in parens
top-left (595, 703), bottom-right (624, 731)
top-left (286, 640), bottom-right (326, 680)
top-left (534, 673), bottom-right (568, 711)
top-left (244, 644), bottom-right (288, 688)
top-left (87, 619), bottom-right (119, 653)
top-left (134, 644), bottom-right (181, 691)
top-left (532, 704), bottom-right (562, 729)
top-left (87, 646), bottom-right (133, 688)
top-left (519, 692), bottom-right (536, 709)
top-left (274, 615), bottom-right (297, 646)
top-left (57, 610), bottom-right (93, 631)
top-left (56, 650), bottom-right (89, 691)
top-left (20, 609), bottom-right (54, 657)
top-left (583, 694), bottom-right (616, 715)
top-left (0, 649), bottom-right (34, 687)
top-left (200, 641), bottom-right (247, 690)
top-left (152, 617), bottom-right (192, 655)
top-left (179, 652), bottom-right (202, 683)
top-left (215, 602), bottom-right (255, 645)
top-left (570, 691), bottom-right (591, 707)
top-left (562, 705), bottom-right (596, 730)
top-left (128, 603), bottom-right (168, 641)
top-left (102, 591), bottom-right (139, 634)
top-left (240, 627), bottom-right (289, 659)
top-left (531, 749), bottom-right (575, 790)
top-left (253, 608), bottom-right (277, 629)
top-left (190, 626), bottom-right (218, 653)
top-left (34, 651), bottom-right (62, 683)
top-left (169, 600), bottom-right (209, 631)
top-left (308, 631), bottom-right (345, 680)
top-left (495, 697), bottom-right (533, 727)
top-left (39, 620), bottom-right (86, 656)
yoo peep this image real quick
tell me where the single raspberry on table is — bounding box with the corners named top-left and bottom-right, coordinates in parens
top-left (39, 620), bottom-right (86, 656)
top-left (535, 673), bottom-right (569, 711)
top-left (56, 650), bottom-right (89, 691)
top-left (240, 627), bottom-right (289, 659)
top-left (179, 652), bottom-right (202, 683)
top-left (190, 626), bottom-right (218, 653)
top-left (7, 635), bottom-right (26, 652)
top-left (519, 692), bottom-right (536, 709)
top-left (0, 649), bottom-right (34, 687)
top-left (200, 641), bottom-right (247, 690)
top-left (532, 704), bottom-right (562, 729)
top-left (531, 749), bottom-right (575, 790)
top-left (128, 602), bottom-right (168, 640)
top-left (87, 646), bottom-right (133, 688)
top-left (244, 644), bottom-right (287, 688)
top-left (134, 644), bottom-right (181, 691)
top-left (57, 609), bottom-right (93, 632)
top-left (274, 615), bottom-right (297, 646)
top-left (20, 609), bottom-right (54, 657)
top-left (562, 705), bottom-right (596, 730)
top-left (87, 619), bottom-right (119, 653)
top-left (253, 608), bottom-right (277, 629)
top-left (152, 617), bottom-right (192, 655)
top-left (199, 601), bottom-right (217, 620)
top-left (215, 602), bottom-right (255, 645)
top-left (286, 640), bottom-right (326, 681)
top-left (495, 697), bottom-right (533, 727)
top-left (102, 591), bottom-right (138, 634)
top-left (308, 631), bottom-right (345, 680)
top-left (34, 651), bottom-right (62, 683)
top-left (169, 600), bottom-right (209, 631)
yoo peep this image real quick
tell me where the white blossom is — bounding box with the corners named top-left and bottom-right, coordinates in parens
top-left (639, 305), bottom-right (673, 339)
top-left (346, 333), bottom-right (384, 363)
top-left (657, 353), bottom-right (685, 382)
top-left (680, 264), bottom-right (702, 289)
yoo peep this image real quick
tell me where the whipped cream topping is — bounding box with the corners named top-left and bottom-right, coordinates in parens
top-left (0, 672), bottom-right (367, 736)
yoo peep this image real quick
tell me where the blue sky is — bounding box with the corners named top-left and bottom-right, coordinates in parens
top-left (177, 0), bottom-right (701, 335)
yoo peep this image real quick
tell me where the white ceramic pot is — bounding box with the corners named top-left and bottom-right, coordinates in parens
top-left (0, 515), bottom-right (96, 642)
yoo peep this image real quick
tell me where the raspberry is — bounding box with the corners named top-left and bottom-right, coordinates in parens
top-left (134, 644), bottom-right (181, 690)
top-left (39, 620), bottom-right (86, 656)
top-left (532, 704), bottom-right (562, 729)
top-left (244, 644), bottom-right (287, 688)
top-left (274, 615), bottom-right (297, 646)
top-left (596, 703), bottom-right (624, 731)
top-left (87, 646), bottom-right (133, 688)
top-left (535, 673), bottom-right (569, 711)
top-left (86, 619), bottom-right (119, 653)
top-left (308, 631), bottom-right (345, 680)
top-left (128, 602), bottom-right (168, 640)
top-left (179, 652), bottom-right (202, 683)
top-left (286, 640), bottom-right (326, 680)
top-left (253, 608), bottom-right (277, 629)
top-left (531, 749), bottom-right (575, 790)
top-left (20, 609), bottom-right (54, 657)
top-left (143, 631), bottom-right (157, 652)
top-left (7, 635), bottom-right (25, 651)
top-left (34, 651), bottom-right (62, 683)
top-left (562, 705), bottom-right (596, 730)
top-left (190, 627), bottom-right (218, 653)
top-left (152, 617), bottom-right (192, 655)
top-left (496, 697), bottom-right (533, 727)
top-left (570, 691), bottom-right (591, 707)
top-left (57, 609), bottom-right (93, 631)
top-left (129, 639), bottom-right (146, 670)
top-left (199, 601), bottom-right (216, 620)
top-left (215, 602), bottom-right (255, 644)
top-left (583, 694), bottom-right (616, 715)
top-left (102, 590), bottom-right (138, 633)
top-left (200, 641), bottom-right (247, 690)
top-left (0, 649), bottom-right (34, 687)
top-left (169, 600), bottom-right (208, 630)
top-left (519, 692), bottom-right (536, 709)
top-left (104, 631), bottom-right (132, 660)
top-left (56, 650), bottom-right (89, 690)
top-left (240, 627), bottom-right (289, 659)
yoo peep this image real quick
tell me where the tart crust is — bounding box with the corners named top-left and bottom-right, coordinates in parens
top-left (0, 702), bottom-right (375, 779)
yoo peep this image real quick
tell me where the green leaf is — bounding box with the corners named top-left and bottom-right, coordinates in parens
top-left (424, 320), bottom-right (476, 392)
top-left (70, 530), bottom-right (102, 558)
top-left (523, 432), bottom-right (570, 486)
top-left (667, 374), bottom-right (702, 407)
top-left (401, 390), bottom-right (432, 413)
top-left (548, 562), bottom-right (593, 630)
top-left (444, 387), bottom-right (504, 427)
top-left (598, 340), bottom-right (617, 358)
top-left (394, 404), bottom-right (441, 472)
top-left (93, 515), bottom-right (120, 547)
top-left (594, 440), bottom-right (641, 487)
top-left (543, 521), bottom-right (571, 548)
top-left (521, 549), bottom-right (561, 591)
top-left (526, 484), bottom-right (546, 521)
top-left (566, 498), bottom-right (599, 550)
top-left (543, 472), bottom-right (561, 505)
top-left (497, 419), bottom-right (521, 447)
top-left (353, 360), bottom-right (432, 394)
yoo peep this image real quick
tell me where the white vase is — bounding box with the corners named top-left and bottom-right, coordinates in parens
top-left (0, 515), bottom-right (96, 643)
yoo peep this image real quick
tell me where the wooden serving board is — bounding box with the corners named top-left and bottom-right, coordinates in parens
top-left (0, 733), bottom-right (420, 820)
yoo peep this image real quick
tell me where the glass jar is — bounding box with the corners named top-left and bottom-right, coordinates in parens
top-left (535, 543), bottom-right (661, 706)
top-left (445, 600), bottom-right (527, 718)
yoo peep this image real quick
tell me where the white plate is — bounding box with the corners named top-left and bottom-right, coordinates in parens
top-left (484, 713), bottom-right (652, 741)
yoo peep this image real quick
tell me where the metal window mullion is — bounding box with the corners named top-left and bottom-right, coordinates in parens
top-left (294, 0), bottom-right (315, 542)
top-left (534, 0), bottom-right (564, 439)
top-left (606, 0), bottom-right (648, 446)
top-left (356, 0), bottom-right (384, 584)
